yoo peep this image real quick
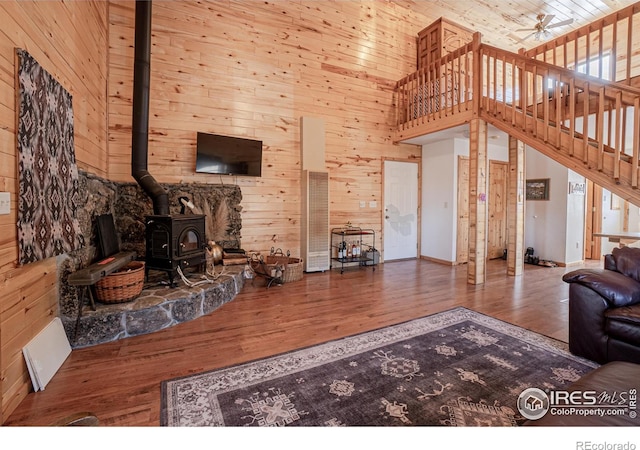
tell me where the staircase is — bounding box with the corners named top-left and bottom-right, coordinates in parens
top-left (395, 3), bottom-right (640, 206)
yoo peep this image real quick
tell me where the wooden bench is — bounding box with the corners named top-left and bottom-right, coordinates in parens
top-left (67, 251), bottom-right (136, 339)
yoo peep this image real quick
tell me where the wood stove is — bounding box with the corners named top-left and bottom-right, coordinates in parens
top-left (130, 2), bottom-right (208, 286)
top-left (145, 214), bottom-right (206, 286)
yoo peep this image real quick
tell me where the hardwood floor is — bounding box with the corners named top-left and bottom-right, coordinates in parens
top-left (4, 258), bottom-right (598, 426)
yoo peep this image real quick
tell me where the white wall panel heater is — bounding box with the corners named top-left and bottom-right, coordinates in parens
top-left (302, 170), bottom-right (330, 272)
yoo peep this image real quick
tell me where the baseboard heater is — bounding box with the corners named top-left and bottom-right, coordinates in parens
top-left (22, 317), bottom-right (72, 391)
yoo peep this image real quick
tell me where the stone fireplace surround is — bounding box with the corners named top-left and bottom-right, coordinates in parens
top-left (58, 170), bottom-right (246, 348)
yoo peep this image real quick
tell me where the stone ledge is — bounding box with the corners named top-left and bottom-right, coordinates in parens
top-left (61, 266), bottom-right (246, 349)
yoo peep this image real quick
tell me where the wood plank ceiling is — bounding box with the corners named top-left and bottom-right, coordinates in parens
top-left (392, 0), bottom-right (639, 52)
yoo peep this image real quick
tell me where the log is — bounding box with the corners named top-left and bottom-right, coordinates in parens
top-left (222, 257), bottom-right (247, 266)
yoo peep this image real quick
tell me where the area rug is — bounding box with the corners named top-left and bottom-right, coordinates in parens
top-left (160, 307), bottom-right (598, 427)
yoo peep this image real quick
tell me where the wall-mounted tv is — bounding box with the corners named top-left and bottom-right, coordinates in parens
top-left (195, 132), bottom-right (262, 177)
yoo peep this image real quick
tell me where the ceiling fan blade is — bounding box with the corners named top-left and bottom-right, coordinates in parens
top-left (541, 14), bottom-right (555, 27)
top-left (517, 32), bottom-right (536, 43)
top-left (515, 27), bottom-right (535, 32)
top-left (547, 18), bottom-right (574, 29)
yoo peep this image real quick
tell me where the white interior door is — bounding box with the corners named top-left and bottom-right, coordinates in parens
top-left (383, 160), bottom-right (419, 261)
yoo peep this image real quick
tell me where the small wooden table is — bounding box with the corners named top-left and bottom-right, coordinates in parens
top-left (593, 232), bottom-right (640, 248)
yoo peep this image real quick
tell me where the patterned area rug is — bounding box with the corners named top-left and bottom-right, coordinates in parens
top-left (161, 307), bottom-right (598, 426)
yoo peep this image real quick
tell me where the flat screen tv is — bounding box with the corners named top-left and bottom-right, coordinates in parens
top-left (195, 132), bottom-right (262, 177)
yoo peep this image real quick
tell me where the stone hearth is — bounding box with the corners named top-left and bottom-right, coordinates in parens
top-left (58, 170), bottom-right (246, 347)
top-left (63, 265), bottom-right (246, 348)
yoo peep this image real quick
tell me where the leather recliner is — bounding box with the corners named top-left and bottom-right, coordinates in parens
top-left (562, 246), bottom-right (640, 364)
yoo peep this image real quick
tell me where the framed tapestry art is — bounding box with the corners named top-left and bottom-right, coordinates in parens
top-left (525, 178), bottom-right (550, 201)
top-left (16, 49), bottom-right (84, 265)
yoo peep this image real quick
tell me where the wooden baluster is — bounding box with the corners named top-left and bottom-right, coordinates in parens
top-left (626, 16), bottom-right (633, 84)
top-left (597, 87), bottom-right (605, 171)
top-left (583, 82), bottom-right (590, 164)
top-left (418, 69), bottom-right (423, 125)
top-left (543, 70), bottom-right (550, 143)
top-left (555, 75), bottom-right (561, 148)
top-left (511, 58), bottom-right (517, 126)
top-left (569, 78), bottom-right (575, 156)
top-left (597, 27), bottom-right (604, 79)
top-left (633, 97), bottom-right (640, 188)
top-left (485, 51), bottom-right (491, 112)
top-left (501, 55), bottom-right (507, 119)
top-left (438, 61), bottom-right (443, 120)
top-left (457, 52), bottom-right (462, 114)
top-left (411, 73), bottom-right (420, 127)
top-left (614, 91), bottom-right (622, 181)
top-left (426, 64), bottom-right (432, 120)
top-left (524, 64), bottom-right (530, 132)
top-left (532, 66), bottom-right (538, 138)
top-left (611, 18), bottom-right (617, 82)
top-left (494, 52), bottom-right (499, 115)
top-left (465, 44), bottom-right (471, 112)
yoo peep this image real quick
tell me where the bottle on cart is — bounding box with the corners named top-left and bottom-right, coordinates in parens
top-left (352, 242), bottom-right (357, 258)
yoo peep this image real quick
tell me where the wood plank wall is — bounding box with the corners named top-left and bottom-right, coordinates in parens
top-left (0, 0), bottom-right (428, 423)
top-left (0, 0), bottom-right (108, 424)
top-left (107, 0), bottom-right (422, 254)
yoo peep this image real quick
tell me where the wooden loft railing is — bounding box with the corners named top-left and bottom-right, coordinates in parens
top-left (396, 43), bottom-right (640, 204)
top-left (522, 2), bottom-right (640, 85)
top-left (394, 4), bottom-right (640, 205)
top-left (395, 37), bottom-right (477, 139)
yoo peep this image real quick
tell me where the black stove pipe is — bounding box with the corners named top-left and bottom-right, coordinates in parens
top-left (132, 0), bottom-right (169, 216)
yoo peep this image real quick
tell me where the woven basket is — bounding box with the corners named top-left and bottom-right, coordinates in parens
top-left (264, 255), bottom-right (303, 283)
top-left (95, 261), bottom-right (145, 304)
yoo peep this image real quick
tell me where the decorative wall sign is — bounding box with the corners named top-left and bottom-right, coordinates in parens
top-left (569, 182), bottom-right (585, 195)
top-left (16, 49), bottom-right (84, 265)
top-left (525, 178), bottom-right (550, 201)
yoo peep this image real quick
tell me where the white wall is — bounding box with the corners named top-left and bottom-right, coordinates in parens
top-left (421, 133), bottom-right (585, 265)
top-left (421, 136), bottom-right (507, 262)
top-left (525, 148), bottom-right (586, 265)
top-left (600, 190), bottom-right (640, 255)
top-left (422, 139), bottom-right (458, 261)
top-left (566, 170), bottom-right (587, 264)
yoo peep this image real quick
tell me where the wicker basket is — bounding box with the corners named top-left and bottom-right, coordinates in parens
top-left (265, 255), bottom-right (303, 283)
top-left (95, 261), bottom-right (145, 304)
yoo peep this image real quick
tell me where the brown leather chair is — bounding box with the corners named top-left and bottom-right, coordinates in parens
top-left (526, 361), bottom-right (639, 426)
top-left (563, 246), bottom-right (640, 364)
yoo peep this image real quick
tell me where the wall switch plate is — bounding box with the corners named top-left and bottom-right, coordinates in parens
top-left (359, 201), bottom-right (366, 208)
top-left (0, 192), bottom-right (10, 215)
top-left (369, 200), bottom-right (377, 208)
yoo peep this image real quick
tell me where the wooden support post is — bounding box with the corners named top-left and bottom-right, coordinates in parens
top-left (507, 136), bottom-right (525, 276)
top-left (468, 118), bottom-right (488, 285)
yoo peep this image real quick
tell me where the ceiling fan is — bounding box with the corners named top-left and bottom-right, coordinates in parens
top-left (515, 14), bottom-right (574, 42)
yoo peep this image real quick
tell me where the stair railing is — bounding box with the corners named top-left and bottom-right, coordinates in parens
top-left (480, 44), bottom-right (640, 188)
top-left (522, 3), bottom-right (640, 84)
